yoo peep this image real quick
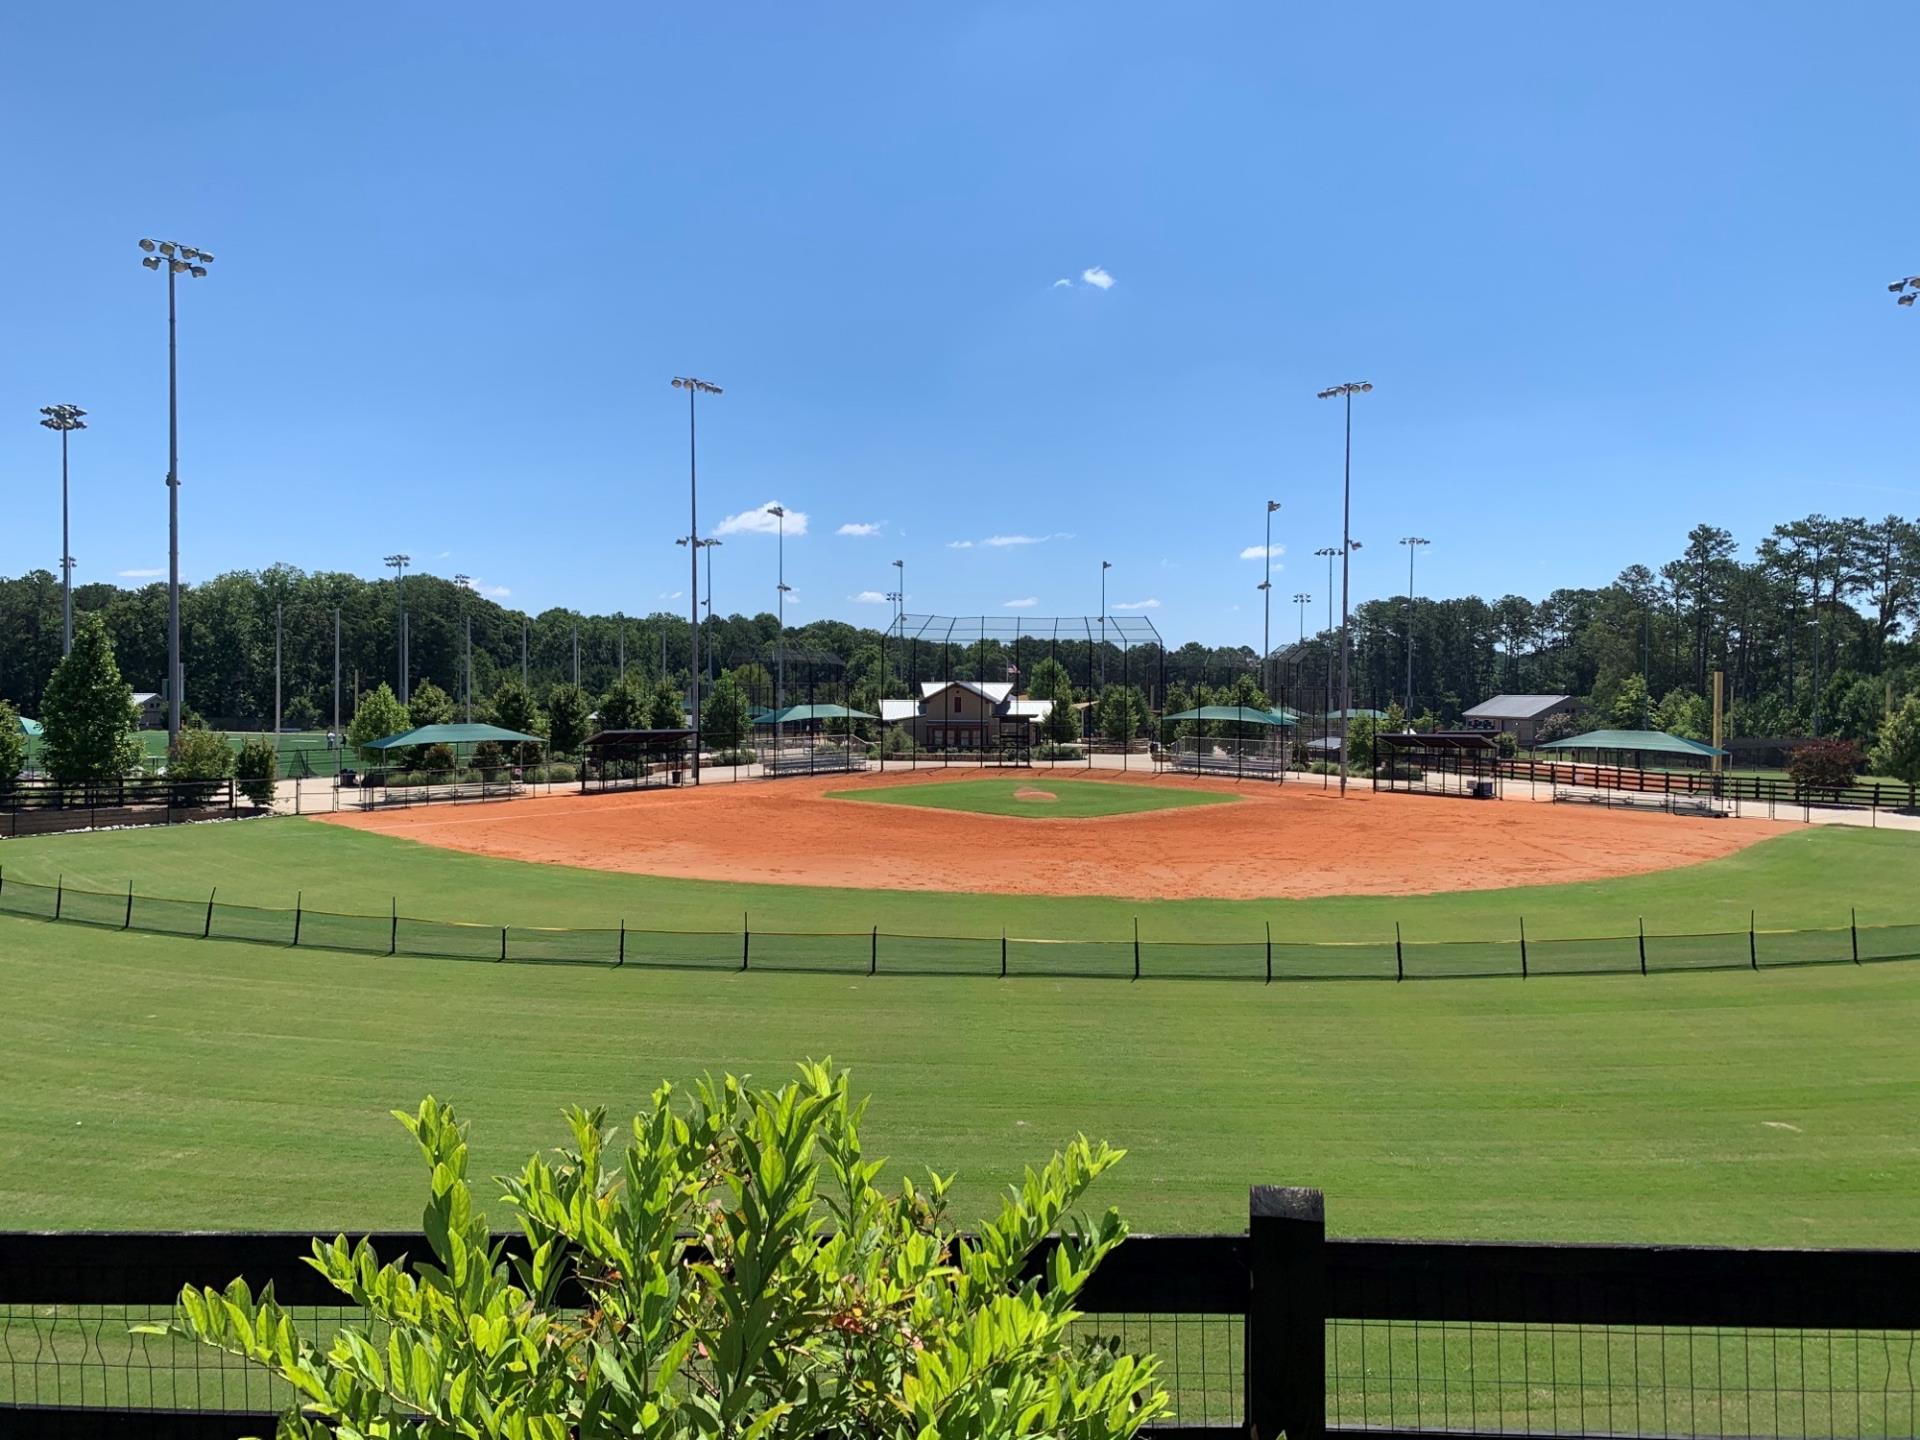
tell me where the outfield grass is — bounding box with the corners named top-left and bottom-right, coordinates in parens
top-left (0, 815), bottom-right (1915, 942)
top-left (825, 776), bottom-right (1240, 819)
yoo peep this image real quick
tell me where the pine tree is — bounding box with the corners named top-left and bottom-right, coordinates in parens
top-left (41, 613), bottom-right (143, 783)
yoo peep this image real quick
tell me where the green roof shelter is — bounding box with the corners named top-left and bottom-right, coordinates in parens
top-left (1539, 728), bottom-right (1728, 765)
top-left (754, 703), bottom-right (877, 726)
top-left (1164, 705), bottom-right (1296, 726)
top-left (360, 722), bottom-right (546, 751)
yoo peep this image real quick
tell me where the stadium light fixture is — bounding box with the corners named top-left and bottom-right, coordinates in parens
top-left (671, 377), bottom-right (722, 783)
top-left (139, 238), bottom-right (214, 740)
top-left (1261, 498), bottom-right (1281, 697)
top-left (39, 404), bottom-right (87, 656)
top-left (1316, 381), bottom-right (1373, 793)
top-left (384, 553), bottom-right (411, 701)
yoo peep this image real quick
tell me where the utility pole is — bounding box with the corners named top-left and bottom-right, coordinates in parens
top-left (672, 376), bottom-right (723, 783)
top-left (274, 601), bottom-right (282, 735)
top-left (138, 239), bottom-right (215, 742)
top-left (333, 606), bottom-right (341, 738)
top-left (1261, 500), bottom-right (1280, 698)
top-left (1399, 536), bottom-right (1429, 718)
top-left (1100, 560), bottom-right (1112, 687)
top-left (455, 575), bottom-right (474, 722)
top-left (1317, 381), bottom-right (1373, 793)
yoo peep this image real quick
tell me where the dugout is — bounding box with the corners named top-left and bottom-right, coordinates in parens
top-left (1158, 705), bottom-right (1297, 781)
top-left (1374, 730), bottom-right (1503, 799)
top-left (581, 729), bottom-right (693, 793)
top-left (754, 703), bottom-right (876, 777)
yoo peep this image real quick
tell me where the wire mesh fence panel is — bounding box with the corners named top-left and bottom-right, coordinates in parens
top-left (48, 885), bottom-right (130, 931)
top-left (1272, 941), bottom-right (1399, 981)
top-left (1755, 925), bottom-right (1854, 968)
top-left (394, 917), bottom-right (508, 962)
top-left (1006, 937), bottom-right (1136, 980)
top-left (127, 894), bottom-right (219, 940)
top-left (294, 909), bottom-right (395, 956)
top-left (1073, 1312), bottom-right (1243, 1429)
top-left (872, 933), bottom-right (1003, 976)
top-left (206, 901), bottom-right (296, 948)
top-left (503, 926), bottom-right (621, 966)
top-left (1325, 1317), bottom-right (1919, 1438)
top-left (746, 931), bottom-right (870, 975)
top-left (1647, 930), bottom-right (1760, 973)
top-left (1403, 941), bottom-right (1523, 980)
top-left (0, 877), bottom-right (60, 920)
top-left (1858, 922), bottom-right (1920, 964)
top-left (1526, 935), bottom-right (1645, 978)
top-left (620, 929), bottom-right (748, 971)
top-left (1140, 940), bottom-right (1268, 981)
top-left (0, 1302), bottom-right (364, 1413)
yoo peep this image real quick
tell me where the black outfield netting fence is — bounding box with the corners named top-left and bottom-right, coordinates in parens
top-left (2, 871), bottom-right (1917, 982)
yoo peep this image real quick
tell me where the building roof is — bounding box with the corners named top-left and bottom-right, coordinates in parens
top-left (1378, 730), bottom-right (1501, 752)
top-left (361, 722), bottom-right (546, 750)
top-left (131, 692), bottom-right (159, 705)
top-left (1539, 728), bottom-right (1728, 758)
top-left (1326, 707), bottom-right (1386, 720)
top-left (1463, 694), bottom-right (1574, 721)
top-left (878, 699), bottom-right (919, 723)
top-left (1003, 697), bottom-right (1054, 719)
top-left (918, 679), bottom-right (1014, 704)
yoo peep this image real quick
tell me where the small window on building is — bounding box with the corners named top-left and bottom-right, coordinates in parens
top-left (953, 695), bottom-right (963, 713)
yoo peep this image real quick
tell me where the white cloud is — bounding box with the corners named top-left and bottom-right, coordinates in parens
top-left (850, 590), bottom-right (888, 604)
top-left (481, 583), bottom-right (511, 598)
top-left (982, 531), bottom-right (1073, 547)
top-left (1081, 266), bottom-right (1115, 290)
top-left (1113, 598), bottom-right (1160, 611)
top-left (118, 567), bottom-right (164, 578)
top-left (658, 590), bottom-right (683, 601)
top-left (1004, 597), bottom-right (1038, 609)
top-left (1052, 277), bottom-right (1073, 289)
top-left (947, 539), bottom-right (974, 549)
top-left (1241, 544), bottom-right (1287, 562)
top-left (715, 501), bottom-right (809, 537)
top-left (836, 521), bottom-right (883, 537)
top-left (435, 550), bottom-right (452, 560)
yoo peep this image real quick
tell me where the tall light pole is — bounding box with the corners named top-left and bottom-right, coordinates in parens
top-left (1317, 381), bottom-right (1373, 793)
top-left (1100, 560), bottom-right (1112, 687)
top-left (671, 376), bottom-right (722, 784)
top-left (1399, 537), bottom-right (1429, 719)
top-left (333, 606), bottom-right (342, 738)
top-left (455, 574), bottom-right (474, 721)
top-left (703, 538), bottom-right (720, 681)
top-left (769, 505), bottom-right (789, 754)
top-left (1260, 500), bottom-right (1280, 699)
top-left (1290, 591), bottom-right (1312, 714)
top-left (139, 239), bottom-right (214, 741)
top-left (383, 554), bottom-right (410, 702)
top-left (39, 405), bottom-right (86, 656)
top-left (273, 601), bottom-right (282, 735)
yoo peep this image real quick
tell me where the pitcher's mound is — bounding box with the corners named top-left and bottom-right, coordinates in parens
top-left (1013, 787), bottom-right (1058, 803)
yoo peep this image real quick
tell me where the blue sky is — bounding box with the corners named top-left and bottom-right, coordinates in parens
top-left (4, 3), bottom-right (1916, 645)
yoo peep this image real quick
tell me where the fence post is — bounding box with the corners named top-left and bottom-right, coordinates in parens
top-left (293, 891), bottom-right (303, 947)
top-left (1247, 1185), bottom-right (1326, 1440)
top-left (390, 897), bottom-right (398, 957)
top-left (55, 874), bottom-right (63, 921)
top-left (204, 888), bottom-right (215, 939)
top-left (1851, 907), bottom-right (1859, 965)
top-left (1395, 921), bottom-right (1404, 982)
top-left (1749, 909), bottom-right (1757, 970)
top-left (1132, 916), bottom-right (1141, 982)
top-left (618, 920), bottom-right (625, 968)
top-left (1266, 920), bottom-right (1273, 984)
top-left (1001, 927), bottom-right (1008, 978)
top-left (1519, 916), bottom-right (1528, 978)
top-left (1638, 916), bottom-right (1647, 976)
top-left (498, 926), bottom-right (507, 962)
top-left (741, 912), bottom-right (750, 972)
top-left (123, 879), bottom-right (134, 931)
top-left (870, 925), bottom-right (878, 977)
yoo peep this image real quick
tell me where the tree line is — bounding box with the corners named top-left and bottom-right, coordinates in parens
top-left (1, 511), bottom-right (1916, 753)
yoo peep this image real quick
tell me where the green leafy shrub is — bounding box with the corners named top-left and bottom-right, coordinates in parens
top-left (1034, 741), bottom-right (1084, 761)
top-left (419, 742), bottom-right (458, 774)
top-left (528, 761), bottom-right (577, 783)
top-left (284, 695), bottom-right (322, 731)
top-left (1494, 731), bottom-right (1519, 759)
top-left (470, 740), bottom-right (508, 776)
top-left (235, 736), bottom-right (279, 806)
top-left (1787, 738), bottom-right (1862, 793)
top-left (167, 727), bottom-right (235, 804)
top-left (147, 1063), bottom-right (1165, 1440)
top-left (708, 747), bottom-right (756, 767)
top-left (879, 723), bottom-right (917, 755)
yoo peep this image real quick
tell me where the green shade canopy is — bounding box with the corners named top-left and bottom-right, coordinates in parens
top-left (1540, 728), bottom-right (1728, 759)
top-left (361, 722), bottom-right (546, 750)
top-left (755, 703), bottom-right (877, 725)
top-left (16, 716), bottom-right (43, 737)
top-left (1165, 705), bottom-right (1296, 727)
